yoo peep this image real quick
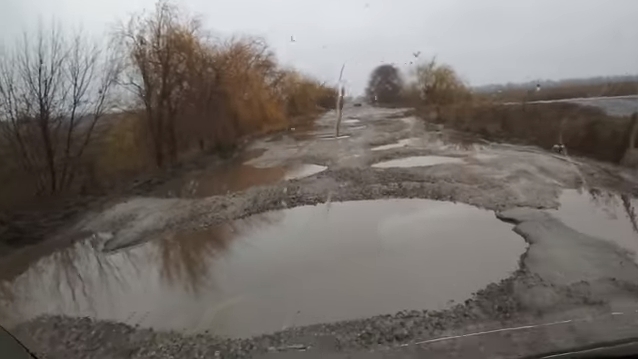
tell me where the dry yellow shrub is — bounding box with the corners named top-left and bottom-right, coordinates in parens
top-left (95, 113), bottom-right (151, 179)
top-left (117, 1), bottom-right (336, 165)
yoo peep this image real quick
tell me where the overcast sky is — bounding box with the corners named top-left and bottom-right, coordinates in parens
top-left (2, 0), bottom-right (638, 95)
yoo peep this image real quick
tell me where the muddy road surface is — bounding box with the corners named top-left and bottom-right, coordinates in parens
top-left (4, 104), bottom-right (638, 358)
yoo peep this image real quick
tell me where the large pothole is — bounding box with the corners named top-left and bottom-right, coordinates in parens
top-left (550, 188), bottom-right (638, 262)
top-left (0, 199), bottom-right (525, 338)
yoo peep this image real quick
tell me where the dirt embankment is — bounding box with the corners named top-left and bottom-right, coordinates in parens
top-left (422, 102), bottom-right (636, 163)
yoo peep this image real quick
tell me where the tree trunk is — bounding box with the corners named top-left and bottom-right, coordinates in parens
top-left (38, 117), bottom-right (57, 193)
top-left (167, 116), bottom-right (177, 163)
top-left (334, 96), bottom-right (343, 137)
top-left (628, 113), bottom-right (638, 150)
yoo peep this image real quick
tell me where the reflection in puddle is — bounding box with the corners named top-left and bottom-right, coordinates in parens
top-left (156, 163), bottom-right (326, 197)
top-left (371, 138), bottom-right (414, 151)
top-left (156, 164), bottom-right (285, 197)
top-left (0, 199), bottom-right (524, 338)
top-left (283, 164), bottom-right (326, 180)
top-left (372, 156), bottom-right (464, 168)
top-left (551, 189), bottom-right (638, 261)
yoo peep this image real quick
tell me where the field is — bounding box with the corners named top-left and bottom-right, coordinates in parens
top-left (422, 100), bottom-right (635, 163)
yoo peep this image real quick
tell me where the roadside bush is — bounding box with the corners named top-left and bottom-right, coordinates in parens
top-left (406, 58), bottom-right (472, 108)
top-left (365, 64), bottom-right (404, 104)
top-left (94, 112), bottom-right (151, 181)
top-left (404, 59), bottom-right (635, 164)
top-left (432, 102), bottom-right (632, 162)
top-left (118, 5), bottom-right (336, 166)
top-left (0, 0), bottom-right (335, 211)
top-left (488, 81), bottom-right (638, 103)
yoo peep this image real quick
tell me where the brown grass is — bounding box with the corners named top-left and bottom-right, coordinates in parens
top-left (425, 101), bottom-right (633, 163)
top-left (487, 81), bottom-right (638, 103)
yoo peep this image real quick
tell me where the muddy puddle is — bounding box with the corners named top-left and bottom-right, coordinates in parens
top-left (155, 163), bottom-right (325, 198)
top-left (551, 189), bottom-right (638, 261)
top-left (372, 156), bottom-right (464, 168)
top-left (0, 199), bottom-right (524, 337)
top-left (371, 138), bottom-right (414, 151)
top-left (283, 164), bottom-right (327, 180)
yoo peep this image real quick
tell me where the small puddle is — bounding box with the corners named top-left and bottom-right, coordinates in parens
top-left (156, 164), bottom-right (284, 197)
top-left (283, 164), bottom-right (327, 180)
top-left (0, 199), bottom-right (524, 337)
top-left (319, 135), bottom-right (351, 140)
top-left (348, 125), bottom-right (366, 131)
top-left (371, 138), bottom-right (414, 151)
top-left (372, 156), bottom-right (464, 168)
top-left (155, 163), bottom-right (326, 197)
top-left (551, 189), bottom-right (638, 261)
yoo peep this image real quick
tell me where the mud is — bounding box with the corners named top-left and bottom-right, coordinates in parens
top-left (5, 103), bottom-right (638, 358)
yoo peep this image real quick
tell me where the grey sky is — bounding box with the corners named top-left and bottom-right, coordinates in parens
top-left (2, 0), bottom-right (638, 95)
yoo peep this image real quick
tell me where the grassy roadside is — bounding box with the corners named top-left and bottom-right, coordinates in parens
top-left (417, 101), bottom-right (634, 163)
top-left (379, 58), bottom-right (636, 164)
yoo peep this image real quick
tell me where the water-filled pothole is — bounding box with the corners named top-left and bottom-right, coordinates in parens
top-left (0, 199), bottom-right (524, 337)
top-left (283, 164), bottom-right (327, 180)
top-left (154, 163), bottom-right (325, 197)
top-left (371, 138), bottom-right (414, 151)
top-left (551, 189), bottom-right (638, 261)
top-left (155, 164), bottom-right (283, 197)
top-left (348, 125), bottom-right (366, 131)
top-left (372, 156), bottom-right (464, 168)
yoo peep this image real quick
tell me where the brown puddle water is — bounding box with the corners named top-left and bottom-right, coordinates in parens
top-left (551, 189), bottom-right (638, 261)
top-left (155, 163), bottom-right (326, 198)
top-left (0, 199), bottom-right (525, 337)
top-left (371, 138), bottom-right (414, 152)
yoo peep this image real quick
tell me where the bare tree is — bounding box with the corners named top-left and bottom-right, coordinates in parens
top-left (117, 1), bottom-right (198, 167)
top-left (0, 25), bottom-right (120, 194)
top-left (365, 64), bottom-right (403, 105)
top-left (58, 33), bottom-right (121, 188)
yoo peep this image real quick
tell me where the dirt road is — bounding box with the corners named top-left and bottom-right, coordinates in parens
top-left (5, 103), bottom-right (638, 358)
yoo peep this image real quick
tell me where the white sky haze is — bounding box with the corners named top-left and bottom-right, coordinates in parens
top-left (2, 0), bottom-right (637, 94)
